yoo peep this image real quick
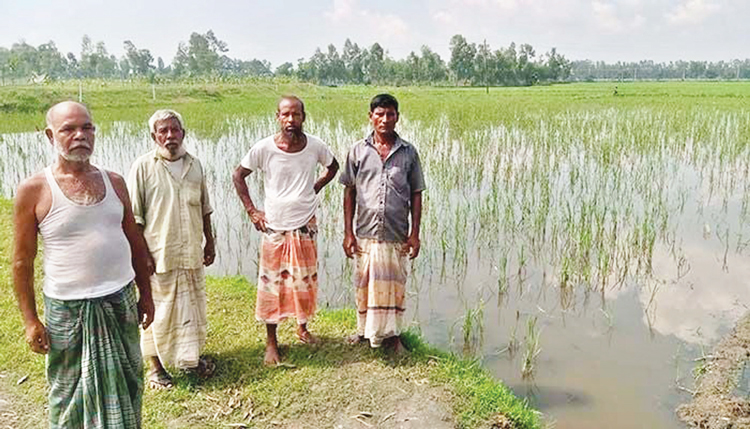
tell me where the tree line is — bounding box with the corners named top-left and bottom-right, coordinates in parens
top-left (0, 30), bottom-right (747, 86)
top-left (569, 59), bottom-right (750, 81)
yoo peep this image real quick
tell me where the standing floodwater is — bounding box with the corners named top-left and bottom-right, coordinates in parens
top-left (2, 99), bottom-right (749, 428)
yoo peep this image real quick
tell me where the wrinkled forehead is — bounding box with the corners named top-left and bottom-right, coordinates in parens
top-left (48, 103), bottom-right (93, 128)
top-left (154, 117), bottom-right (183, 130)
top-left (277, 98), bottom-right (304, 113)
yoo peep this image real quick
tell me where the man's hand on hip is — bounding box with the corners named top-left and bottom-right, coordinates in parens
top-left (248, 208), bottom-right (267, 233)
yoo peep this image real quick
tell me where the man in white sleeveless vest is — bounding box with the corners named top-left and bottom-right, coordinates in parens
top-left (12, 101), bottom-right (155, 428)
top-left (232, 95), bottom-right (339, 365)
top-left (128, 109), bottom-right (215, 389)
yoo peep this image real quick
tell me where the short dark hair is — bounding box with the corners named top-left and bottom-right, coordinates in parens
top-left (278, 95), bottom-right (305, 114)
top-left (370, 93), bottom-right (398, 113)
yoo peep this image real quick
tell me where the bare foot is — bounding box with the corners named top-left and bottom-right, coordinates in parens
top-left (297, 327), bottom-right (320, 344)
top-left (264, 344), bottom-right (281, 366)
top-left (346, 333), bottom-right (366, 345)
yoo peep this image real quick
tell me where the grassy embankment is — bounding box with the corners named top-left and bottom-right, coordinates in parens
top-left (0, 194), bottom-right (539, 428)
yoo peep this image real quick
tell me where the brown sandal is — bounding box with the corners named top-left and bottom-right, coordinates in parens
top-left (147, 370), bottom-right (174, 390)
top-left (187, 356), bottom-right (216, 378)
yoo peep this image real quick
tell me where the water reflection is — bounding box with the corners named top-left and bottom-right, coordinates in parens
top-left (643, 241), bottom-right (750, 344)
top-left (509, 384), bottom-right (591, 411)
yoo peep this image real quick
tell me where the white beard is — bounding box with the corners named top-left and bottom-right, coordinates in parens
top-left (156, 144), bottom-right (187, 161)
top-left (54, 139), bottom-right (91, 163)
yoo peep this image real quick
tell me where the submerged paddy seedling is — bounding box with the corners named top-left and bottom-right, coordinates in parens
top-left (521, 316), bottom-right (542, 379)
top-left (497, 251), bottom-right (509, 296)
top-left (460, 300), bottom-right (486, 355)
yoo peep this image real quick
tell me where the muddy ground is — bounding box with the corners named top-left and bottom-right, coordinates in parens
top-left (677, 312), bottom-right (750, 428)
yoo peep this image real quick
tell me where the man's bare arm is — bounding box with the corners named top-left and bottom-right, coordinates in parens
top-left (134, 224), bottom-right (156, 275)
top-left (314, 158), bottom-right (340, 194)
top-left (109, 172), bottom-right (154, 328)
top-left (127, 164), bottom-right (155, 274)
top-left (342, 185), bottom-right (359, 258)
top-left (203, 213), bottom-right (215, 266)
top-left (232, 165), bottom-right (266, 232)
top-left (404, 191), bottom-right (423, 259)
top-left (12, 177), bottom-right (49, 354)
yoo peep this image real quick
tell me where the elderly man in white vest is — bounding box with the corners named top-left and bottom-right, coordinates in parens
top-left (13, 101), bottom-right (154, 428)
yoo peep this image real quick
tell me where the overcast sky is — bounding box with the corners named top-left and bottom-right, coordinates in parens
top-left (1, 0), bottom-right (747, 67)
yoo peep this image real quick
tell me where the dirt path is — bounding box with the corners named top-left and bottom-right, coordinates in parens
top-left (676, 312), bottom-right (750, 428)
top-left (285, 361), bottom-right (455, 429)
top-left (162, 360), bottom-right (459, 429)
top-left (0, 388), bottom-right (20, 429)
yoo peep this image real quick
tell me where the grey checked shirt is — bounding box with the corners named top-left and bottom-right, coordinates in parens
top-left (340, 132), bottom-right (425, 243)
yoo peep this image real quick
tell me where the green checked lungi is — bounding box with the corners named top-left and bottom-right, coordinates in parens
top-left (45, 283), bottom-right (143, 429)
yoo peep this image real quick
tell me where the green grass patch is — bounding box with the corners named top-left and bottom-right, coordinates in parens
top-left (1, 79), bottom-right (749, 137)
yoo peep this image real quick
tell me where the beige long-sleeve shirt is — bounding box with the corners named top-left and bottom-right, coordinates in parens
top-left (128, 149), bottom-right (213, 273)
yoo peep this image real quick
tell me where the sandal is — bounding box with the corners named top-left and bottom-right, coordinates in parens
top-left (147, 370), bottom-right (174, 390)
top-left (187, 356), bottom-right (216, 378)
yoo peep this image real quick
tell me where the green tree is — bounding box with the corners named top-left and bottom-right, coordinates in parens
top-left (365, 42), bottom-right (384, 83)
top-left (474, 40), bottom-right (491, 86)
top-left (419, 45), bottom-right (447, 83)
top-left (492, 47), bottom-right (517, 85)
top-left (448, 34), bottom-right (476, 84)
top-left (80, 36), bottom-right (117, 78)
top-left (123, 40), bottom-right (154, 77)
top-left (517, 43), bottom-right (537, 85)
top-left (173, 30), bottom-right (228, 76)
top-left (275, 62), bottom-right (294, 77)
top-left (342, 39), bottom-right (365, 83)
top-left (404, 51), bottom-right (420, 82)
top-left (323, 44), bottom-right (345, 84)
top-left (35, 41), bottom-right (67, 78)
top-left (10, 41), bottom-right (38, 78)
top-left (543, 48), bottom-right (570, 82)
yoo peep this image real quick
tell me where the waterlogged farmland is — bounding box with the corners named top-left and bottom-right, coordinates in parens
top-left (2, 82), bottom-right (750, 428)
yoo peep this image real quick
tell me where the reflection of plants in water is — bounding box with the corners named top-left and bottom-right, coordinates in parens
top-left (559, 285), bottom-right (575, 311)
top-left (674, 246), bottom-right (691, 280)
top-left (496, 310), bottom-right (521, 358)
top-left (497, 250), bottom-right (509, 296)
top-left (644, 279), bottom-right (663, 332)
top-left (522, 316), bottom-right (542, 379)
top-left (599, 305), bottom-right (614, 331)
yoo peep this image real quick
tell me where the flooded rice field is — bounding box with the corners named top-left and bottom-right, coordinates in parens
top-left (2, 106), bottom-right (750, 428)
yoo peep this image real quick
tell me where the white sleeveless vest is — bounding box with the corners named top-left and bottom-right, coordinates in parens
top-left (39, 165), bottom-right (135, 300)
